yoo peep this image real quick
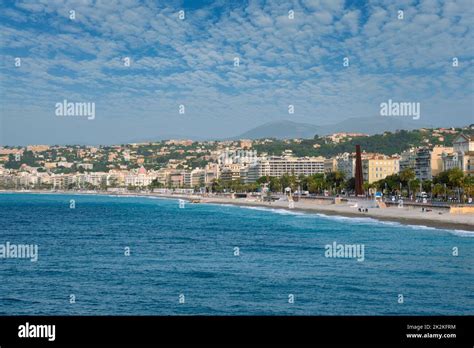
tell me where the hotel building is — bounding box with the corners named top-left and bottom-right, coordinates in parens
top-left (336, 152), bottom-right (356, 179)
top-left (362, 155), bottom-right (400, 183)
top-left (442, 134), bottom-right (474, 176)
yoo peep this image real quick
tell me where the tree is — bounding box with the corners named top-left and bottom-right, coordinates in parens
top-left (269, 177), bottom-right (282, 193)
top-left (447, 168), bottom-right (464, 189)
top-left (345, 177), bottom-right (355, 192)
top-left (363, 182), bottom-right (375, 194)
top-left (280, 174), bottom-right (297, 192)
top-left (432, 183), bottom-right (444, 197)
top-left (399, 168), bottom-right (415, 184)
top-left (211, 179), bottom-right (222, 193)
top-left (462, 175), bottom-right (474, 199)
top-left (326, 171), bottom-right (345, 193)
top-left (409, 179), bottom-right (421, 196)
top-left (433, 168), bottom-right (465, 201)
top-left (149, 179), bottom-right (163, 189)
top-left (422, 180), bottom-right (432, 193)
top-left (307, 173), bottom-right (325, 194)
top-left (256, 176), bottom-right (270, 185)
top-left (399, 168), bottom-right (415, 197)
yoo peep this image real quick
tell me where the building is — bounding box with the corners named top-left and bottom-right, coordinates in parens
top-left (414, 148), bottom-right (431, 181)
top-left (220, 163), bottom-right (242, 182)
top-left (362, 155), bottom-right (399, 183)
top-left (399, 148), bottom-right (416, 172)
top-left (442, 134), bottom-right (474, 175)
top-left (443, 152), bottom-right (460, 172)
top-left (453, 134), bottom-right (474, 153)
top-left (155, 168), bottom-right (172, 186)
top-left (466, 152), bottom-right (474, 177)
top-left (124, 167), bottom-right (156, 187)
top-left (26, 145), bottom-right (50, 152)
top-left (169, 172), bottom-right (185, 187)
top-left (241, 155), bottom-right (326, 183)
top-left (246, 160), bottom-right (270, 183)
top-left (203, 163), bottom-right (219, 185)
top-left (336, 153), bottom-right (356, 179)
top-left (267, 156), bottom-right (325, 178)
top-left (399, 146), bottom-right (453, 181)
top-left (190, 168), bottom-right (205, 188)
top-left (324, 158), bottom-right (338, 173)
top-left (326, 132), bottom-right (369, 144)
top-left (77, 163), bottom-right (94, 170)
top-left (240, 139), bottom-right (253, 149)
top-left (430, 146), bottom-right (452, 177)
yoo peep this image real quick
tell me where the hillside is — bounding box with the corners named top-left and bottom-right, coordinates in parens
top-left (253, 128), bottom-right (473, 157)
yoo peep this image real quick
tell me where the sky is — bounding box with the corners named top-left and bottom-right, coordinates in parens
top-left (0, 0), bottom-right (473, 145)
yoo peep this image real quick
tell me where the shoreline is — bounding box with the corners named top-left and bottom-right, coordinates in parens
top-left (198, 197), bottom-right (474, 232)
top-left (203, 199), bottom-right (474, 232)
top-left (2, 190), bottom-right (474, 232)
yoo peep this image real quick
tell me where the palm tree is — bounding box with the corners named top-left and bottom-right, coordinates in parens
top-left (399, 168), bottom-right (415, 197)
top-left (462, 176), bottom-right (474, 201)
top-left (409, 179), bottom-right (421, 198)
top-left (432, 183), bottom-right (444, 198)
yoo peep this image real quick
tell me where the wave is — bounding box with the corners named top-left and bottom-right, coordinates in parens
top-left (238, 205), bottom-right (306, 216)
top-left (238, 207), bottom-right (474, 237)
top-left (406, 224), bottom-right (437, 231)
top-left (313, 213), bottom-right (394, 226)
top-left (448, 229), bottom-right (474, 238)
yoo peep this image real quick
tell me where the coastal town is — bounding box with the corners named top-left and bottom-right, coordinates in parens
top-left (1, 126), bottom-right (473, 203)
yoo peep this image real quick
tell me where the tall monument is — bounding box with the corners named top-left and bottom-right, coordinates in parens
top-left (355, 145), bottom-right (364, 196)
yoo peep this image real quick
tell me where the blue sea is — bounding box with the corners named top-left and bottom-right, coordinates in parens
top-left (0, 193), bottom-right (472, 315)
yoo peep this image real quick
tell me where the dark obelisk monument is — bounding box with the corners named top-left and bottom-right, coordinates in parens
top-left (355, 145), bottom-right (364, 196)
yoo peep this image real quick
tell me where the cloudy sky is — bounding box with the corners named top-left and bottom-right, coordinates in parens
top-left (0, 0), bottom-right (473, 145)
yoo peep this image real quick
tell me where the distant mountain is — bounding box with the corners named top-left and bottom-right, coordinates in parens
top-left (235, 120), bottom-right (320, 139)
top-left (127, 133), bottom-right (210, 144)
top-left (233, 117), bottom-right (434, 139)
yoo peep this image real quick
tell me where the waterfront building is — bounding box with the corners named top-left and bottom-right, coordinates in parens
top-left (442, 134), bottom-right (474, 175)
top-left (204, 163), bottom-right (219, 184)
top-left (268, 155), bottom-right (325, 178)
top-left (189, 168), bottom-right (205, 188)
top-left (453, 134), bottom-right (474, 153)
top-left (466, 152), bottom-right (474, 177)
top-left (400, 146), bottom-right (452, 180)
top-left (246, 160), bottom-right (270, 183)
top-left (336, 153), bottom-right (356, 179)
top-left (399, 148), bottom-right (417, 172)
top-left (324, 158), bottom-right (338, 173)
top-left (362, 155), bottom-right (399, 183)
top-left (220, 163), bottom-right (242, 182)
top-left (169, 172), bottom-right (185, 188)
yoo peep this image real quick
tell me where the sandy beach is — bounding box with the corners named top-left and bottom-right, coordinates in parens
top-left (197, 196), bottom-right (474, 231)
top-left (3, 190), bottom-right (474, 231)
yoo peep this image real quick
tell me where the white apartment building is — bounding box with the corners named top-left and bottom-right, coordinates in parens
top-left (246, 160), bottom-right (270, 183)
top-left (245, 156), bottom-right (325, 183)
top-left (336, 153), bottom-right (356, 179)
top-left (267, 156), bottom-right (325, 177)
top-left (442, 134), bottom-right (474, 176)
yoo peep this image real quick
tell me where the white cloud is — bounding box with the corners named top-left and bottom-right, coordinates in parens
top-left (0, 0), bottom-right (472, 144)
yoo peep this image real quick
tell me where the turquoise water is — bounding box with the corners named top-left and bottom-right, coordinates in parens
top-left (0, 193), bottom-right (472, 315)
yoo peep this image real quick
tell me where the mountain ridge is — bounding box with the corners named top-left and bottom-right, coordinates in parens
top-left (232, 116), bottom-right (436, 140)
